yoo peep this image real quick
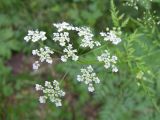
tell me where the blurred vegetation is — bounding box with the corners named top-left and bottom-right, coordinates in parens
top-left (0, 0), bottom-right (160, 120)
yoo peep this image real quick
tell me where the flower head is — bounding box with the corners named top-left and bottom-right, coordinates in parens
top-left (32, 46), bottom-right (54, 64)
top-left (24, 30), bottom-right (47, 42)
top-left (77, 27), bottom-right (101, 49)
top-left (35, 80), bottom-right (65, 107)
top-left (77, 65), bottom-right (100, 92)
top-left (100, 28), bottom-right (121, 45)
top-left (32, 46), bottom-right (54, 70)
top-left (53, 32), bottom-right (70, 46)
top-left (97, 50), bottom-right (118, 72)
top-left (61, 44), bottom-right (79, 62)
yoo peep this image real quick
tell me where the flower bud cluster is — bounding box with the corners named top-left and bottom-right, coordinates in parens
top-left (123, 0), bottom-right (153, 10)
top-left (137, 11), bottom-right (160, 28)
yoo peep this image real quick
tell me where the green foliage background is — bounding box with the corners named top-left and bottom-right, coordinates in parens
top-left (0, 0), bottom-right (160, 120)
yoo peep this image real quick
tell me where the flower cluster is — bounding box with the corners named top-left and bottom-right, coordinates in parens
top-left (32, 46), bottom-right (54, 70)
top-left (97, 50), bottom-right (118, 72)
top-left (123, 0), bottom-right (153, 10)
top-left (78, 27), bottom-right (101, 48)
top-left (137, 11), bottom-right (160, 28)
top-left (61, 44), bottom-right (79, 62)
top-left (35, 80), bottom-right (65, 107)
top-left (77, 65), bottom-right (100, 92)
top-left (53, 22), bottom-right (101, 49)
top-left (24, 22), bottom-right (121, 106)
top-left (24, 30), bottom-right (47, 42)
top-left (53, 32), bottom-right (70, 46)
top-left (100, 28), bottom-right (121, 45)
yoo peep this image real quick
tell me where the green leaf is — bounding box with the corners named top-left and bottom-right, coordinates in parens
top-left (0, 28), bottom-right (13, 40)
top-left (2, 85), bottom-right (13, 96)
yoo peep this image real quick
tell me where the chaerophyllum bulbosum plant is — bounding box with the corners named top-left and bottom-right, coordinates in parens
top-left (24, 21), bottom-right (121, 106)
top-left (24, 0), bottom-right (160, 110)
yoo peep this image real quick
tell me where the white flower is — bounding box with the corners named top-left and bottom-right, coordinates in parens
top-left (35, 80), bottom-right (65, 107)
top-left (95, 41), bottom-right (101, 46)
top-left (77, 65), bottom-right (100, 92)
top-left (60, 55), bottom-right (68, 62)
top-left (45, 81), bottom-right (53, 88)
top-left (100, 28), bottom-right (121, 45)
top-left (35, 84), bottom-right (43, 91)
top-left (53, 32), bottom-right (70, 46)
top-left (111, 56), bottom-right (118, 63)
top-left (97, 50), bottom-right (118, 72)
top-left (55, 101), bottom-right (62, 107)
top-left (24, 30), bottom-right (47, 42)
top-left (33, 61), bottom-right (40, 70)
top-left (53, 22), bottom-right (75, 32)
top-left (77, 75), bottom-right (83, 82)
top-left (61, 44), bottom-right (79, 62)
top-left (88, 84), bottom-right (94, 92)
top-left (39, 96), bottom-right (47, 103)
top-left (32, 46), bottom-right (54, 69)
top-left (112, 65), bottom-right (118, 72)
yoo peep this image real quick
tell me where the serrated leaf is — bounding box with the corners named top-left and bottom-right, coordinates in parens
top-left (121, 17), bottom-right (129, 27)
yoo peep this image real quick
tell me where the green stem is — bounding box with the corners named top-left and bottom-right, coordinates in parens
top-left (140, 49), bottom-right (160, 59)
top-left (141, 81), bottom-right (160, 113)
top-left (79, 45), bottom-right (107, 57)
